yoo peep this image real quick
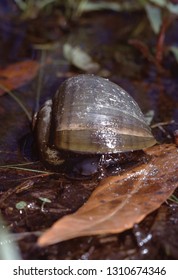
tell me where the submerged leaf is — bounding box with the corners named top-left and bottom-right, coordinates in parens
top-left (150, 0), bottom-right (178, 15)
top-left (145, 3), bottom-right (162, 34)
top-left (169, 46), bottom-right (178, 63)
top-left (38, 144), bottom-right (178, 246)
top-left (0, 60), bottom-right (40, 95)
top-left (63, 43), bottom-right (100, 72)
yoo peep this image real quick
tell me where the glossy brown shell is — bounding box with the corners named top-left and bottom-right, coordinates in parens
top-left (52, 74), bottom-right (156, 153)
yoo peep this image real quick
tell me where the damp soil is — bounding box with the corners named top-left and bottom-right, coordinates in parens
top-left (0, 1), bottom-right (178, 260)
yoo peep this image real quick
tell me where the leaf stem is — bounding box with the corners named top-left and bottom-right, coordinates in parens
top-left (0, 84), bottom-right (32, 122)
top-left (35, 50), bottom-right (46, 113)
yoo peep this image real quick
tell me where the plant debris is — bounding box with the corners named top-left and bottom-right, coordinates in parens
top-left (38, 144), bottom-right (178, 246)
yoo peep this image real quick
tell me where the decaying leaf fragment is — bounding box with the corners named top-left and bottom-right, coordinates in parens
top-left (63, 43), bottom-right (100, 73)
top-left (0, 60), bottom-right (40, 95)
top-left (38, 144), bottom-right (178, 247)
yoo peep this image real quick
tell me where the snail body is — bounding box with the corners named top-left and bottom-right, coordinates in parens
top-left (35, 74), bottom-right (156, 175)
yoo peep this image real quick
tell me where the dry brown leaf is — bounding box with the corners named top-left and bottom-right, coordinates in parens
top-left (38, 144), bottom-right (178, 246)
top-left (0, 60), bottom-right (40, 95)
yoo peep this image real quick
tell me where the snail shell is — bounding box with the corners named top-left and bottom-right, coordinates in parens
top-left (52, 74), bottom-right (156, 154)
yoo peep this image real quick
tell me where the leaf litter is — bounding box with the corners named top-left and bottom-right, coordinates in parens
top-left (38, 144), bottom-right (178, 246)
top-left (0, 60), bottom-right (40, 95)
